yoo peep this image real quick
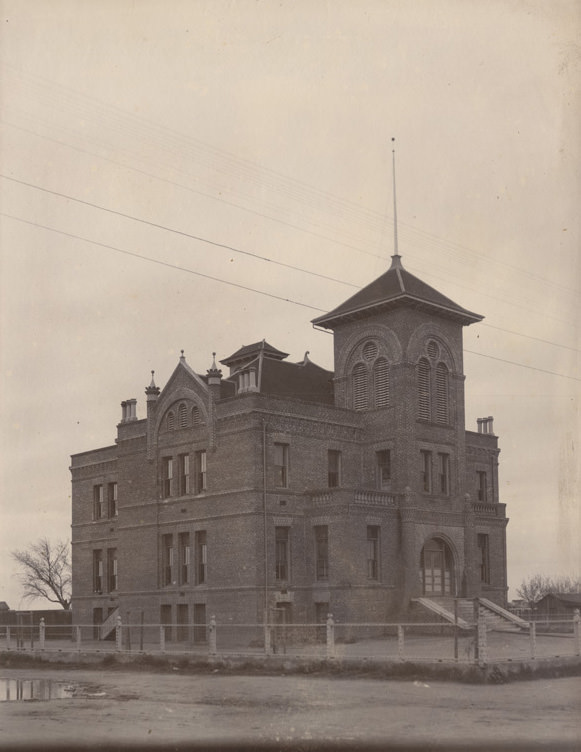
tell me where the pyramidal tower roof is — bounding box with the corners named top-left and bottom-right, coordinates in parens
top-left (312, 253), bottom-right (483, 329)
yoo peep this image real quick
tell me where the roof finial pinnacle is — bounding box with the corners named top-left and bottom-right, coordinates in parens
top-left (391, 137), bottom-right (400, 265)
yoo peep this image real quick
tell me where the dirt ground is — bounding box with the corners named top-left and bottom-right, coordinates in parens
top-left (0, 667), bottom-right (579, 750)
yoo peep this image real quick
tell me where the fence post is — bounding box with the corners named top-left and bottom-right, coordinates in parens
top-left (160, 625), bottom-right (166, 653)
top-left (454, 600), bottom-right (459, 662)
top-left (115, 615), bottom-right (122, 652)
top-left (76, 625), bottom-right (81, 652)
top-left (473, 599), bottom-right (479, 663)
top-left (397, 625), bottom-right (405, 661)
top-left (39, 618), bottom-right (45, 651)
top-left (477, 608), bottom-right (487, 666)
top-left (208, 615), bottom-right (217, 656)
top-left (573, 609), bottom-right (580, 657)
top-left (326, 613), bottom-right (335, 660)
top-left (529, 620), bottom-right (536, 660)
top-left (264, 611), bottom-right (272, 655)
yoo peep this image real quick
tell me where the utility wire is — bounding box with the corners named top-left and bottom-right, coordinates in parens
top-left (4, 63), bottom-right (579, 295)
top-left (2, 172), bottom-right (578, 353)
top-left (465, 350), bottom-right (580, 382)
top-left (0, 212), bottom-right (327, 313)
top-left (0, 174), bottom-right (359, 290)
top-left (2, 211), bottom-right (579, 382)
top-left (3, 67), bottom-right (579, 299)
top-left (3, 118), bottom-right (577, 330)
top-left (1, 118), bottom-right (383, 260)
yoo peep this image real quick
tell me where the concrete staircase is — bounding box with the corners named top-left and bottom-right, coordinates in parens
top-left (413, 597), bottom-right (528, 632)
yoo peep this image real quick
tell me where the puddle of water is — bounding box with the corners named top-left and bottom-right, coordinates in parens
top-left (0, 678), bottom-right (78, 702)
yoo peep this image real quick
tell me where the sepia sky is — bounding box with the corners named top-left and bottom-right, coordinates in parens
top-left (0, 0), bottom-right (579, 608)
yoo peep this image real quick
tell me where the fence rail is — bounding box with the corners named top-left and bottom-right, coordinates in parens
top-left (1, 610), bottom-right (579, 667)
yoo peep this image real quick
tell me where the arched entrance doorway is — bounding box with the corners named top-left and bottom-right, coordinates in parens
top-left (419, 538), bottom-right (455, 596)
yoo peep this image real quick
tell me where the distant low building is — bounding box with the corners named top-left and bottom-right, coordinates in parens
top-left (534, 592), bottom-right (581, 617)
top-left (70, 253), bottom-right (508, 638)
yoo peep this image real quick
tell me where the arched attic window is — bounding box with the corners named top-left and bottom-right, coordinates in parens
top-left (435, 363), bottom-right (449, 424)
top-left (373, 357), bottom-right (390, 408)
top-left (167, 411), bottom-right (175, 431)
top-left (178, 403), bottom-right (188, 428)
top-left (417, 358), bottom-right (431, 421)
top-left (352, 363), bottom-right (368, 410)
top-left (192, 405), bottom-right (202, 425)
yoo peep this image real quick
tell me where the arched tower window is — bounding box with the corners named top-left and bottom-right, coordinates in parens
top-left (178, 403), bottom-right (188, 428)
top-left (352, 363), bottom-right (368, 410)
top-left (417, 358), bottom-right (431, 421)
top-left (373, 357), bottom-right (390, 408)
top-left (167, 411), bottom-right (175, 431)
top-left (192, 405), bottom-right (201, 425)
top-left (435, 363), bottom-right (449, 424)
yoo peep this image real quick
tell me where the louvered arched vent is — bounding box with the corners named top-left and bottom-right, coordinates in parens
top-left (352, 363), bottom-right (368, 410)
top-left (373, 357), bottom-right (390, 408)
top-left (436, 363), bottom-right (449, 423)
top-left (417, 358), bottom-right (431, 420)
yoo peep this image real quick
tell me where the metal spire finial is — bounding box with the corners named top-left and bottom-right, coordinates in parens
top-left (392, 137), bottom-right (399, 259)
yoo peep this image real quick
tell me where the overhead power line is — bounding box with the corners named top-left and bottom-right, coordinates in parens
top-left (0, 212), bottom-right (327, 313)
top-left (3, 119), bottom-right (578, 331)
top-left (465, 350), bottom-right (580, 382)
top-left (2, 211), bottom-right (579, 382)
top-left (0, 174), bottom-right (358, 290)
top-left (2, 173), bottom-right (578, 353)
top-left (2, 63), bottom-right (579, 300)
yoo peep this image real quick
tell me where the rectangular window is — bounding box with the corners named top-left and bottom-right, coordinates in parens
top-left (194, 450), bottom-right (207, 493)
top-left (93, 549), bottom-right (103, 593)
top-left (421, 450), bottom-right (432, 493)
top-left (178, 454), bottom-right (190, 496)
top-left (367, 526), bottom-right (380, 580)
top-left (195, 530), bottom-right (207, 585)
top-left (327, 450), bottom-right (341, 488)
top-left (107, 548), bottom-right (118, 592)
top-left (376, 450), bottom-right (391, 489)
top-left (275, 527), bottom-right (290, 581)
top-left (477, 533), bottom-right (490, 584)
top-left (315, 525), bottom-right (329, 580)
top-left (178, 532), bottom-right (190, 585)
top-left (162, 457), bottom-right (173, 499)
top-left (274, 443), bottom-right (289, 488)
top-left (107, 482), bottom-right (118, 518)
top-left (162, 533), bottom-right (174, 586)
top-left (438, 453), bottom-right (450, 495)
top-left (93, 485), bottom-right (104, 520)
top-left (477, 471), bottom-right (487, 502)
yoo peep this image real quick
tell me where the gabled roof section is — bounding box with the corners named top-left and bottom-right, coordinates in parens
top-left (312, 254), bottom-right (483, 329)
top-left (220, 340), bottom-right (289, 369)
top-left (157, 351), bottom-right (209, 401)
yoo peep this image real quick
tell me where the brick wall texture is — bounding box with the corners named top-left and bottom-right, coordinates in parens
top-left (71, 269), bottom-right (508, 634)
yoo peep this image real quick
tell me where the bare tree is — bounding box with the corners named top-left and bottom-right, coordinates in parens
top-left (516, 573), bottom-right (581, 608)
top-left (11, 538), bottom-right (71, 610)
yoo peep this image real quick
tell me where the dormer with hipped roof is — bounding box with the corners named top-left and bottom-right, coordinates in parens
top-left (220, 340), bottom-right (334, 403)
